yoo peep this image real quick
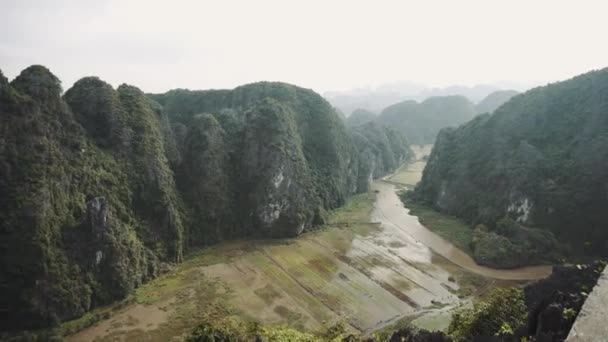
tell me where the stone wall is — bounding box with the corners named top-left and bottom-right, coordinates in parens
top-left (566, 267), bottom-right (608, 341)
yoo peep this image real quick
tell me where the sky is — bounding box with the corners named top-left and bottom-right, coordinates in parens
top-left (2, 0), bottom-right (608, 94)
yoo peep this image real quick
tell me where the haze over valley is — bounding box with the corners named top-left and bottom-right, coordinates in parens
top-left (2, 1), bottom-right (608, 341)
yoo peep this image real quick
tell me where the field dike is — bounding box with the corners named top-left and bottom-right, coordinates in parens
top-left (67, 145), bottom-right (546, 341)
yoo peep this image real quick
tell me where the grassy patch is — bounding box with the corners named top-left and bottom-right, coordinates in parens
top-left (273, 305), bottom-right (305, 327)
top-left (62, 189), bottom-right (392, 341)
top-left (387, 161), bottom-right (426, 187)
top-left (328, 192), bottom-right (374, 225)
top-left (254, 284), bottom-right (283, 305)
top-left (59, 299), bottom-right (133, 336)
top-left (453, 272), bottom-right (492, 298)
top-left (135, 273), bottom-right (185, 304)
top-left (400, 192), bottom-right (473, 255)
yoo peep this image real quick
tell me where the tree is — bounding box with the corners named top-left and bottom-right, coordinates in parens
top-left (448, 288), bottom-right (527, 341)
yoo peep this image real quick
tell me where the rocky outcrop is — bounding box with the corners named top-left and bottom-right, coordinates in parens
top-left (475, 90), bottom-right (519, 114)
top-left (87, 196), bottom-right (108, 238)
top-left (64, 77), bottom-right (129, 147)
top-left (413, 67), bottom-right (608, 258)
top-left (524, 262), bottom-right (606, 341)
top-left (152, 82), bottom-right (413, 235)
top-left (351, 122), bottom-right (412, 191)
top-left (566, 265), bottom-right (608, 341)
top-left (0, 66), bottom-right (178, 330)
top-left (178, 113), bottom-right (232, 244)
top-left (0, 67), bottom-right (414, 331)
top-left (239, 99), bottom-right (317, 236)
top-left (377, 95), bottom-right (476, 144)
top-left (346, 108), bottom-right (376, 127)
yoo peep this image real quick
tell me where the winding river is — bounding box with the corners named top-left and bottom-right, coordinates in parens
top-left (372, 181), bottom-right (552, 280)
top-left (378, 145), bottom-right (551, 280)
top-left (67, 145), bottom-right (552, 341)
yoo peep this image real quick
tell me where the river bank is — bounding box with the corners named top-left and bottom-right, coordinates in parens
top-left (68, 189), bottom-right (462, 341)
top-left (65, 146), bottom-right (551, 341)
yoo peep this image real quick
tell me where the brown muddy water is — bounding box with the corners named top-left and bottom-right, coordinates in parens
top-left (68, 144), bottom-right (552, 341)
top-left (373, 181), bottom-right (552, 280)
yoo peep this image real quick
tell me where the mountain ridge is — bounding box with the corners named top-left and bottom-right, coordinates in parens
top-left (0, 65), bottom-right (413, 331)
top-left (413, 67), bottom-right (608, 266)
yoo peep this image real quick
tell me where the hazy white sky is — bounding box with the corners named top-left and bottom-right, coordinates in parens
top-left (2, 0), bottom-right (608, 93)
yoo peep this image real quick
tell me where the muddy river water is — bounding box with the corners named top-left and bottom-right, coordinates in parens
top-left (373, 181), bottom-right (552, 280)
top-left (68, 145), bottom-right (552, 341)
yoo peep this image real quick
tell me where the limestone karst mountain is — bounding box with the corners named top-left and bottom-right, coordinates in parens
top-left (377, 95), bottom-right (476, 144)
top-left (414, 67), bottom-right (608, 266)
top-left (475, 89), bottom-right (519, 114)
top-left (0, 66), bottom-right (412, 330)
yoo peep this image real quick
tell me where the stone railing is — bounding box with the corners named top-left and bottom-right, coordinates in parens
top-left (566, 266), bottom-right (608, 341)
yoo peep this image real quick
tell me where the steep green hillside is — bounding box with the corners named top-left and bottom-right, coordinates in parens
top-left (351, 122), bottom-right (412, 191)
top-left (0, 67), bottom-right (412, 331)
top-left (414, 68), bottom-right (608, 265)
top-left (151, 83), bottom-right (412, 217)
top-left (346, 108), bottom-right (376, 127)
top-left (377, 95), bottom-right (476, 144)
top-left (0, 67), bottom-right (183, 330)
top-left (475, 90), bottom-right (519, 114)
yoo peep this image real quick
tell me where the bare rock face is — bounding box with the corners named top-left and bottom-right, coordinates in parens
top-left (413, 67), bottom-right (608, 257)
top-left (0, 68), bottom-right (414, 332)
top-left (239, 99), bottom-right (317, 237)
top-left (0, 66), bottom-right (177, 331)
top-left (166, 85), bottom-right (413, 240)
top-left (87, 196), bottom-right (108, 238)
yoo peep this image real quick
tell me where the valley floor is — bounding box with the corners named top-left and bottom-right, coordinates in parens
top-left (65, 145), bottom-right (551, 341)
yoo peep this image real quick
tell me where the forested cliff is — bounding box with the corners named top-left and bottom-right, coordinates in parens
top-left (377, 95), bottom-right (476, 144)
top-left (0, 66), bottom-right (412, 331)
top-left (413, 68), bottom-right (608, 266)
top-left (474, 90), bottom-right (519, 114)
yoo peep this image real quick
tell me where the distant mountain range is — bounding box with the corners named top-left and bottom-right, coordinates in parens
top-left (343, 90), bottom-right (519, 145)
top-left (0, 65), bottom-right (414, 331)
top-left (413, 67), bottom-right (608, 267)
top-left (325, 82), bottom-right (530, 116)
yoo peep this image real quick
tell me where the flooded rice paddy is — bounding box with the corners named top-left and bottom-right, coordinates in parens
top-left (68, 144), bottom-right (551, 341)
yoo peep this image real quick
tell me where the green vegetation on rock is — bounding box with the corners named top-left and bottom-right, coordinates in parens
top-left (413, 67), bottom-right (608, 265)
top-left (474, 90), bottom-right (519, 114)
top-left (0, 66), bottom-right (185, 331)
top-left (151, 83), bottom-right (413, 233)
top-left (0, 66), bottom-right (413, 332)
top-left (377, 95), bottom-right (476, 144)
top-left (345, 108), bottom-right (375, 127)
top-left (448, 287), bottom-right (527, 341)
top-left (351, 122), bottom-right (412, 191)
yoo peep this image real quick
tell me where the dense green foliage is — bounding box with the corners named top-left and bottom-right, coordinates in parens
top-left (414, 68), bottom-right (608, 263)
top-left (448, 287), bottom-right (527, 341)
top-left (351, 122), bottom-right (411, 191)
top-left (0, 67), bottom-right (183, 331)
top-left (345, 108), bottom-right (375, 127)
top-left (177, 113), bottom-right (233, 244)
top-left (474, 90), bottom-right (519, 114)
top-left (377, 96), bottom-right (476, 144)
top-left (0, 67), bottom-right (413, 332)
top-left (151, 83), bottom-right (412, 230)
top-left (471, 220), bottom-right (559, 268)
top-left (186, 319), bottom-right (348, 342)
